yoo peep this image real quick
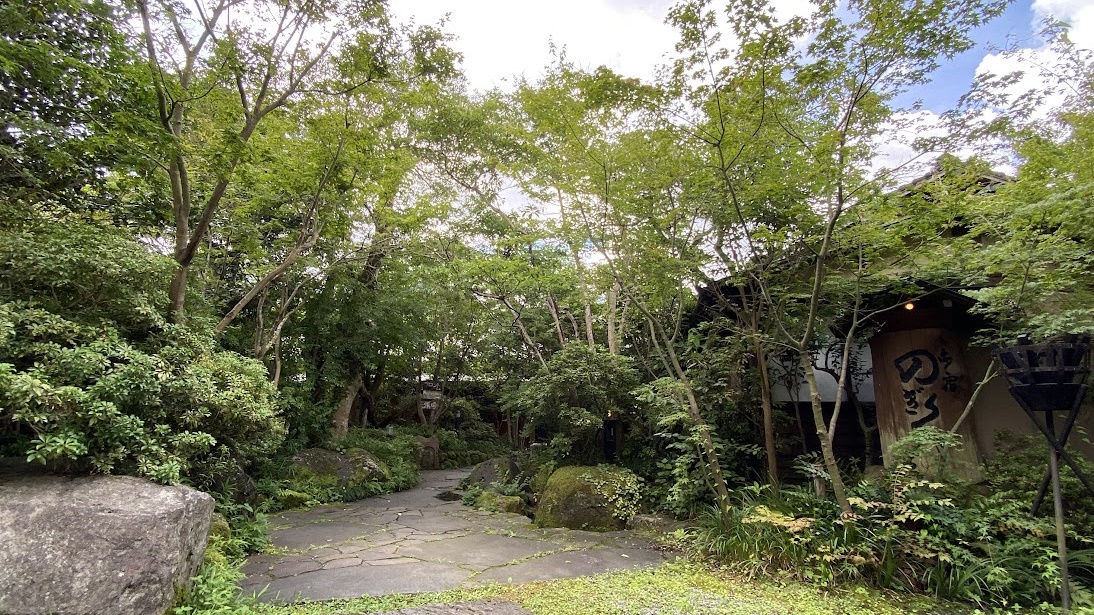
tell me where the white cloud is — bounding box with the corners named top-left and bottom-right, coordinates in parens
top-left (974, 0), bottom-right (1092, 103)
top-left (388, 0), bottom-right (819, 92)
top-left (1033, 0), bottom-right (1094, 48)
top-left (869, 109), bottom-right (1015, 182)
top-left (388, 0), bottom-right (678, 91)
top-left (869, 111), bottom-right (950, 182)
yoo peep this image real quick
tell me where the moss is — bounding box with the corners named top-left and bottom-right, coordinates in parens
top-left (531, 463), bottom-right (554, 496)
top-left (250, 561), bottom-right (962, 615)
top-left (344, 448), bottom-right (391, 483)
top-left (209, 513), bottom-right (232, 543)
top-left (474, 490), bottom-right (527, 514)
top-left (535, 465), bottom-right (642, 531)
top-left (277, 489), bottom-right (313, 509)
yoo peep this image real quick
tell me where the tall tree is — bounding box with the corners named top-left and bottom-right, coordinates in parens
top-left (666, 0), bottom-right (1008, 513)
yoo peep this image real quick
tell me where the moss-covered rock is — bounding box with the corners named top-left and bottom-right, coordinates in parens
top-left (277, 489), bottom-right (312, 509)
top-left (463, 455), bottom-right (521, 489)
top-left (289, 447), bottom-right (389, 488)
top-left (530, 463), bottom-right (554, 496)
top-left (343, 448), bottom-right (391, 483)
top-left (209, 513), bottom-right (232, 542)
top-left (535, 465), bottom-right (643, 532)
top-left (474, 490), bottom-right (527, 514)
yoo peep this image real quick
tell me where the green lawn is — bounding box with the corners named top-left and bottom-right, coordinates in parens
top-left (253, 561), bottom-right (964, 615)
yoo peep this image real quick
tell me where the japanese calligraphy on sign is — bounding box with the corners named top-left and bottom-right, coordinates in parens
top-left (893, 347), bottom-right (959, 428)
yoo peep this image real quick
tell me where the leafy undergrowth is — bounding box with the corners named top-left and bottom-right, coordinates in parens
top-left (250, 562), bottom-right (962, 615)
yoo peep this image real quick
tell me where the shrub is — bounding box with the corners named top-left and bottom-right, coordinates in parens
top-left (689, 427), bottom-right (1094, 610)
top-left (257, 428), bottom-right (422, 509)
top-left (984, 429), bottom-right (1094, 535)
top-left (0, 214), bottom-right (285, 485)
top-left (0, 304), bottom-right (284, 484)
top-left (503, 342), bottom-right (639, 464)
top-left (435, 424), bottom-right (509, 469)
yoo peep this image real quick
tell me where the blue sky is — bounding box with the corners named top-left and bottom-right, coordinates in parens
top-left (908, 0), bottom-right (1038, 113)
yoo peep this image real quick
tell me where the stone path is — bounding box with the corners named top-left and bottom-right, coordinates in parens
top-left (240, 469), bottom-right (670, 603)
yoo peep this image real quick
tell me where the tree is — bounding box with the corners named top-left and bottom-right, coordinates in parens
top-left (134, 0), bottom-right (449, 321)
top-left (956, 30), bottom-right (1094, 339)
top-left (505, 342), bottom-right (640, 464)
top-left (0, 0), bottom-right (153, 213)
top-left (665, 0), bottom-right (1007, 514)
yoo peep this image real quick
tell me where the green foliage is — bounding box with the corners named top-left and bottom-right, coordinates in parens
top-left (689, 428), bottom-right (1094, 609)
top-left (170, 514), bottom-right (263, 615)
top-left (952, 31), bottom-right (1094, 340)
top-left (257, 428), bottom-right (421, 510)
top-left (632, 376), bottom-right (757, 517)
top-left (579, 465), bottom-right (645, 522)
top-left (433, 406), bottom-right (511, 469)
top-left (984, 430), bottom-right (1094, 535)
top-left (0, 0), bottom-right (153, 207)
top-left (0, 213), bottom-right (285, 484)
top-left (506, 342), bottom-right (639, 464)
top-left (461, 484), bottom-right (483, 506)
top-left (536, 465), bottom-right (644, 530)
top-left (0, 301), bottom-right (283, 482)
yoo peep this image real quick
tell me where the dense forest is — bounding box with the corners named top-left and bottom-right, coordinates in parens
top-left (2, 0), bottom-right (1093, 609)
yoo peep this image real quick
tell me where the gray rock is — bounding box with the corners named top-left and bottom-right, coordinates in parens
top-left (417, 436), bottom-right (441, 470)
top-left (289, 448), bottom-right (389, 488)
top-left (0, 473), bottom-right (214, 615)
top-left (464, 456), bottom-right (520, 489)
top-left (625, 513), bottom-right (674, 532)
top-left (387, 600), bottom-right (532, 614)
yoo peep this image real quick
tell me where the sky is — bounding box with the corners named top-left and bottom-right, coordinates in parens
top-left (387, 0), bottom-right (1091, 178)
top-left (388, 0), bottom-right (1090, 110)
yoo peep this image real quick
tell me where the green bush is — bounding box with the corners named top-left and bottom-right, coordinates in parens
top-left (984, 429), bottom-right (1094, 535)
top-left (434, 423), bottom-right (509, 469)
top-left (169, 511), bottom-right (264, 615)
top-left (0, 304), bottom-right (284, 483)
top-left (689, 427), bottom-right (1094, 610)
top-left (503, 342), bottom-right (639, 464)
top-left (0, 215), bottom-right (285, 485)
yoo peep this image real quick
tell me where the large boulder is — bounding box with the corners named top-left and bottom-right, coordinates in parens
top-left (289, 447), bottom-right (390, 489)
top-left (0, 473), bottom-right (214, 615)
top-left (464, 455), bottom-right (520, 489)
top-left (535, 465), bottom-right (643, 532)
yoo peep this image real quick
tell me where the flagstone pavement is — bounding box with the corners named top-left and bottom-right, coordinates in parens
top-left (240, 468), bottom-right (672, 603)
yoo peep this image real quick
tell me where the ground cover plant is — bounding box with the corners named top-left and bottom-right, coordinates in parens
top-left (234, 562), bottom-right (960, 615)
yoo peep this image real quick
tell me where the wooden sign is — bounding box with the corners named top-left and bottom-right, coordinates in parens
top-left (870, 327), bottom-right (982, 478)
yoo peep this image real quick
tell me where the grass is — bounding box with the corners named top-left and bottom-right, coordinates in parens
top-left (251, 561), bottom-right (960, 615)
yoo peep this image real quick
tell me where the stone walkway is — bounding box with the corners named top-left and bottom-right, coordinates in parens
top-left (241, 469), bottom-right (670, 603)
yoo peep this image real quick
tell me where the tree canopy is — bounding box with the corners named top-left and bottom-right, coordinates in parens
top-left (1, 0), bottom-right (1090, 528)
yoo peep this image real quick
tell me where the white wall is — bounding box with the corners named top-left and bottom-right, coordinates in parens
top-left (769, 338), bottom-right (876, 404)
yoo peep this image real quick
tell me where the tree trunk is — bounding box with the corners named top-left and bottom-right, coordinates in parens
top-left (799, 350), bottom-right (852, 514)
top-left (607, 282), bottom-right (619, 354)
top-left (755, 341), bottom-right (779, 485)
top-left (330, 373), bottom-right (363, 442)
top-left (547, 295), bottom-right (568, 347)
